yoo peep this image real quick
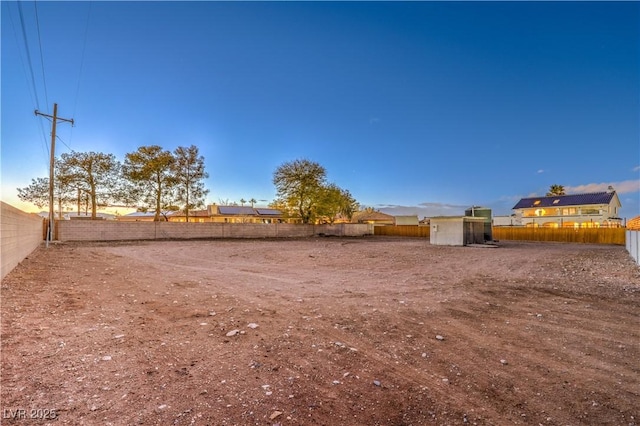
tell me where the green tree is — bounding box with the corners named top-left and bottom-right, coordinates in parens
top-left (123, 145), bottom-right (176, 221)
top-left (315, 184), bottom-right (359, 224)
top-left (249, 198), bottom-right (257, 207)
top-left (17, 158), bottom-right (78, 218)
top-left (172, 145), bottom-right (209, 221)
top-left (273, 159), bottom-right (327, 224)
top-left (239, 198), bottom-right (247, 206)
top-left (546, 184), bottom-right (566, 196)
top-left (59, 151), bottom-right (121, 219)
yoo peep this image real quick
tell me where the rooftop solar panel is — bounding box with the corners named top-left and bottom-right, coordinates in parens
top-left (218, 206), bottom-right (256, 215)
top-left (512, 192), bottom-right (615, 209)
top-left (256, 208), bottom-right (282, 215)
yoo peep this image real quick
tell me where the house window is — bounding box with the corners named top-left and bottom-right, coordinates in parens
top-left (562, 208), bottom-right (577, 216)
top-left (582, 208), bottom-right (599, 215)
top-left (553, 199), bottom-right (560, 204)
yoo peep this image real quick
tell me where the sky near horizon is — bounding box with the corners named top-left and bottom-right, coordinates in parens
top-left (2, 1), bottom-right (639, 219)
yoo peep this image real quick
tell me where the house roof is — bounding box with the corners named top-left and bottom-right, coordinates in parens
top-left (209, 205), bottom-right (283, 216)
top-left (352, 210), bottom-right (395, 222)
top-left (169, 209), bottom-right (210, 217)
top-left (627, 216), bottom-right (640, 230)
top-left (217, 206), bottom-right (257, 215)
top-left (513, 191), bottom-right (617, 209)
top-left (65, 212), bottom-right (116, 220)
top-left (255, 208), bottom-right (282, 216)
top-left (122, 211), bottom-right (158, 217)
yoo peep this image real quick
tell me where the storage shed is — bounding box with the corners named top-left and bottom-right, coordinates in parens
top-left (430, 216), bottom-right (486, 246)
top-left (465, 206), bottom-right (493, 241)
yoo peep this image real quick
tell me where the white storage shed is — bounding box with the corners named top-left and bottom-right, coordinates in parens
top-left (430, 216), bottom-right (486, 246)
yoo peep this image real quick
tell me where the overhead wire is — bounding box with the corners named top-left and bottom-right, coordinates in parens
top-left (13, 1), bottom-right (50, 160)
top-left (56, 135), bottom-right (74, 153)
top-left (70, 1), bottom-right (93, 147)
top-left (33, 0), bottom-right (50, 110)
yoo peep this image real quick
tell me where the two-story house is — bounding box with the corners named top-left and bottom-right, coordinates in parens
top-left (512, 190), bottom-right (622, 228)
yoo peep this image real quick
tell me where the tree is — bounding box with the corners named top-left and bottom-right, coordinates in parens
top-left (239, 198), bottom-right (246, 206)
top-left (17, 158), bottom-right (78, 218)
top-left (249, 198), bottom-right (257, 207)
top-left (123, 145), bottom-right (176, 221)
top-left (172, 145), bottom-right (209, 221)
top-left (273, 159), bottom-right (327, 224)
top-left (315, 184), bottom-right (359, 224)
top-left (59, 151), bottom-right (121, 219)
top-left (546, 184), bottom-right (566, 197)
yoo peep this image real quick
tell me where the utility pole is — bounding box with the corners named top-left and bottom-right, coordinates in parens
top-left (35, 103), bottom-right (74, 247)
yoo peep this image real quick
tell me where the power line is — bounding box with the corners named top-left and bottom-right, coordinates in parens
top-left (17, 1), bottom-right (43, 112)
top-left (73, 1), bottom-right (92, 118)
top-left (33, 1), bottom-right (50, 109)
top-left (69, 2), bottom-right (92, 147)
top-left (56, 134), bottom-right (74, 153)
top-left (10, 1), bottom-right (50, 161)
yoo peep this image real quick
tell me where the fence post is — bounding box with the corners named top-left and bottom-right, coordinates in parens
top-left (627, 230), bottom-right (640, 265)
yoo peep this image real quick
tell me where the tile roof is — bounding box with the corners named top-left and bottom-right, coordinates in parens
top-left (512, 191), bottom-right (616, 209)
top-left (627, 216), bottom-right (640, 230)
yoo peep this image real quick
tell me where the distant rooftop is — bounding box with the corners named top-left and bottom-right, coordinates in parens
top-left (513, 191), bottom-right (617, 209)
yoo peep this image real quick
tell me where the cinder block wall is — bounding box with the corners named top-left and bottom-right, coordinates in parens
top-left (1, 202), bottom-right (44, 280)
top-left (57, 221), bottom-right (373, 242)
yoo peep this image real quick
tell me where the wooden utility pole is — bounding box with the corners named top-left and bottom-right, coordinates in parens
top-left (35, 103), bottom-right (74, 247)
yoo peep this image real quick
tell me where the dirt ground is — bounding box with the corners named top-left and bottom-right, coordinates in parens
top-left (1, 237), bottom-right (639, 426)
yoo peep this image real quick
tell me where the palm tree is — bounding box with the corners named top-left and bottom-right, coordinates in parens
top-left (239, 198), bottom-right (246, 206)
top-left (546, 184), bottom-right (566, 196)
top-left (249, 198), bottom-right (257, 207)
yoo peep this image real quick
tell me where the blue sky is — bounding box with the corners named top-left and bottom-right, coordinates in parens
top-left (2, 1), bottom-right (639, 220)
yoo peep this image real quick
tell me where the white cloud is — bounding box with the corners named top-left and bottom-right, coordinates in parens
top-left (633, 165), bottom-right (640, 172)
top-left (536, 169), bottom-right (545, 174)
top-left (377, 202), bottom-right (467, 218)
top-left (565, 180), bottom-right (640, 194)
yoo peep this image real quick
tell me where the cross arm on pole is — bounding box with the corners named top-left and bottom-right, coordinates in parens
top-left (35, 109), bottom-right (75, 126)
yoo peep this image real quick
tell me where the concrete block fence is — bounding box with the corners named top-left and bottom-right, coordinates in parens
top-left (1, 202), bottom-right (45, 280)
top-left (56, 220), bottom-right (373, 242)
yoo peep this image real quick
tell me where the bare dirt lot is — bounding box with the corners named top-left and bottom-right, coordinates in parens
top-left (1, 237), bottom-right (639, 426)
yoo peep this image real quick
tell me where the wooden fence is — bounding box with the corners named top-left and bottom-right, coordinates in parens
top-left (374, 225), bottom-right (431, 238)
top-left (373, 225), bottom-right (625, 245)
top-left (490, 227), bottom-right (624, 245)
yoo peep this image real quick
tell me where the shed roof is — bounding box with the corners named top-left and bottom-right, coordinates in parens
top-left (512, 191), bottom-right (617, 209)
